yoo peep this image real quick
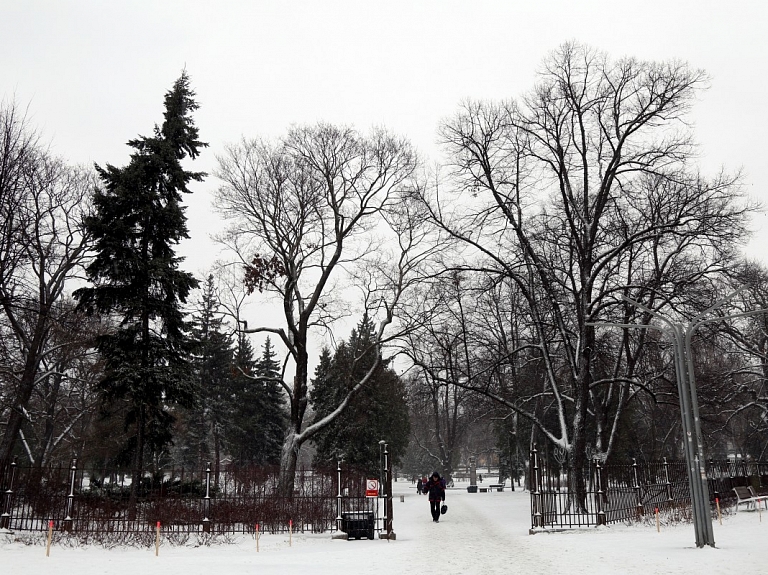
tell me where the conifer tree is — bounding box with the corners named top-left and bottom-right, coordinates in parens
top-left (75, 72), bottom-right (205, 506)
top-left (254, 338), bottom-right (289, 464)
top-left (179, 275), bottom-right (234, 472)
top-left (225, 333), bottom-right (257, 463)
top-left (226, 337), bottom-right (288, 465)
top-left (311, 316), bottom-right (410, 474)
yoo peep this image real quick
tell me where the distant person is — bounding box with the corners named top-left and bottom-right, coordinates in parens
top-left (425, 471), bottom-right (446, 522)
top-left (421, 476), bottom-right (428, 495)
top-left (416, 477), bottom-right (423, 494)
top-left (479, 474), bottom-right (483, 483)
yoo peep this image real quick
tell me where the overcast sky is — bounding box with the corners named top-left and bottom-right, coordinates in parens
top-left (3, 0), bottom-right (767, 318)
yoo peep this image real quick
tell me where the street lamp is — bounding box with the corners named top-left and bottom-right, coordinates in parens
top-left (590, 289), bottom-right (767, 548)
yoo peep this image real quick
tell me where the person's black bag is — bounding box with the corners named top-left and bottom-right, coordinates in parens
top-left (440, 504), bottom-right (447, 515)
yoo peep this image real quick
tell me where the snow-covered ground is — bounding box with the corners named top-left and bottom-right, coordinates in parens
top-left (2, 479), bottom-right (766, 574)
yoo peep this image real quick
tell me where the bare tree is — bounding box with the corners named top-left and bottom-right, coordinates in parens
top-left (426, 42), bottom-right (753, 505)
top-left (215, 123), bottom-right (431, 494)
top-left (398, 271), bottom-right (499, 479)
top-left (0, 100), bottom-right (94, 463)
top-left (18, 300), bottom-right (103, 468)
top-left (696, 263), bottom-right (768, 457)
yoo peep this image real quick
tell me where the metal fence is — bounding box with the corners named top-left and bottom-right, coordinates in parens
top-left (0, 458), bottom-right (379, 535)
top-left (529, 446), bottom-right (768, 530)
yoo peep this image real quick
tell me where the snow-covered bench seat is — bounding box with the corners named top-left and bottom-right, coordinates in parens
top-left (733, 486), bottom-right (767, 512)
top-left (488, 483), bottom-right (505, 492)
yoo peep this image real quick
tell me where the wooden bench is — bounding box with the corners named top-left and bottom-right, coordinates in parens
top-left (733, 486), bottom-right (767, 512)
top-left (488, 483), bottom-right (505, 492)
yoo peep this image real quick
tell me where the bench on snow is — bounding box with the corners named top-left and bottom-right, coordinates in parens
top-left (488, 483), bottom-right (505, 492)
top-left (733, 486), bottom-right (767, 512)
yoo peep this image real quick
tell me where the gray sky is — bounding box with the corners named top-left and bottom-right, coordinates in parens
top-left (4, 0), bottom-right (767, 290)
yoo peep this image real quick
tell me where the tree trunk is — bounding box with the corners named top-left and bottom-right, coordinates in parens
top-left (33, 373), bottom-right (63, 470)
top-left (0, 373), bottom-right (39, 464)
top-left (569, 312), bottom-right (594, 512)
top-left (277, 432), bottom-right (300, 497)
top-left (128, 406), bottom-right (145, 521)
top-left (213, 425), bottom-right (221, 489)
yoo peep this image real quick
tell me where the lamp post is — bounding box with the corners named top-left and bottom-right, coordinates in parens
top-left (590, 290), bottom-right (767, 548)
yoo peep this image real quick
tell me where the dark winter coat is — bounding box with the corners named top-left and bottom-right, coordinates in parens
top-left (425, 475), bottom-right (445, 502)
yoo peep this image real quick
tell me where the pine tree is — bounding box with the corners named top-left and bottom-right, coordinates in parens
top-left (254, 338), bottom-right (289, 464)
top-left (311, 316), bottom-right (410, 474)
top-left (177, 275), bottom-right (234, 472)
top-left (224, 333), bottom-right (257, 463)
top-left (226, 337), bottom-right (288, 465)
top-left (75, 72), bottom-right (206, 507)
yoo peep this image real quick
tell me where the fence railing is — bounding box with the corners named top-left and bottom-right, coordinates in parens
top-left (528, 446), bottom-right (768, 530)
top-left (0, 458), bottom-right (379, 535)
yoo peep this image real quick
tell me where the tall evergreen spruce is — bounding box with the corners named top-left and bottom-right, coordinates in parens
top-left (75, 73), bottom-right (206, 508)
top-left (227, 337), bottom-right (287, 465)
top-left (182, 275), bottom-right (234, 474)
top-left (226, 333), bottom-right (258, 463)
top-left (311, 316), bottom-right (410, 474)
top-left (254, 338), bottom-right (289, 464)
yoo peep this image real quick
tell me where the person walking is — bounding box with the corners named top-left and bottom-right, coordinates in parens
top-left (425, 471), bottom-right (445, 522)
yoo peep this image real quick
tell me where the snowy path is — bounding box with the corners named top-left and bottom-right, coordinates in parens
top-left (2, 479), bottom-right (767, 574)
top-left (394, 484), bottom-right (550, 574)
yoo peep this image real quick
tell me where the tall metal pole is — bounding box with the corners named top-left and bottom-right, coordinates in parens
top-left (669, 323), bottom-right (707, 547)
top-left (594, 291), bottom-right (768, 548)
top-left (590, 302), bottom-right (708, 546)
top-left (681, 290), bottom-right (764, 547)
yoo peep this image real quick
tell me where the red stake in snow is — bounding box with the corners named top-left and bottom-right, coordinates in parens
top-left (716, 498), bottom-right (722, 525)
top-left (46, 520), bottom-right (53, 557)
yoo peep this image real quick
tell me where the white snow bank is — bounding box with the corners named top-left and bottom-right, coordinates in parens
top-left (1, 480), bottom-right (766, 574)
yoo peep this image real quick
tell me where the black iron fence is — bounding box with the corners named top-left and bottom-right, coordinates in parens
top-left (529, 446), bottom-right (768, 530)
top-left (0, 458), bottom-right (379, 536)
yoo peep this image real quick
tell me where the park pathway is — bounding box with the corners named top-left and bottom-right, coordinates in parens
top-left (390, 480), bottom-right (556, 574)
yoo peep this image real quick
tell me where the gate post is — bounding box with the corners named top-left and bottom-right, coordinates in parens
top-left (384, 443), bottom-right (395, 539)
top-left (336, 460), bottom-right (343, 532)
top-left (594, 459), bottom-right (606, 526)
top-left (663, 457), bottom-right (673, 502)
top-left (530, 445), bottom-right (543, 528)
top-left (0, 457), bottom-right (18, 530)
top-left (633, 458), bottom-right (644, 517)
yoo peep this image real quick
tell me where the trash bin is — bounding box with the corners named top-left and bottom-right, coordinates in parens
top-left (341, 511), bottom-right (375, 540)
top-left (467, 485), bottom-right (478, 493)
